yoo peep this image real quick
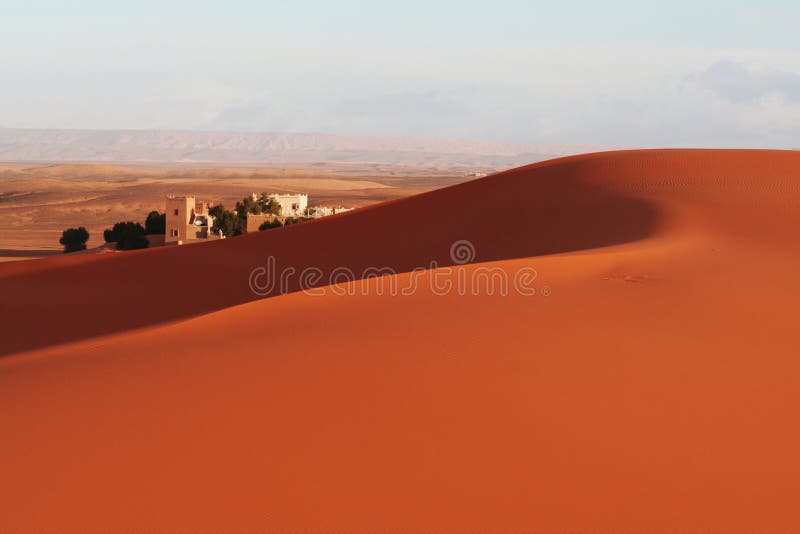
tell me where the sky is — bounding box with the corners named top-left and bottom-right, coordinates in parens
top-left (2, 0), bottom-right (800, 147)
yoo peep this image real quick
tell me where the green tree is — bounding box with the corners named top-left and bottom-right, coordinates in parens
top-left (236, 195), bottom-right (262, 217)
top-left (208, 204), bottom-right (225, 219)
top-left (234, 194), bottom-right (286, 229)
top-left (257, 193), bottom-right (282, 216)
top-left (103, 221), bottom-right (149, 250)
top-left (59, 227), bottom-right (90, 253)
top-left (207, 202), bottom-right (245, 236)
top-left (212, 209), bottom-right (240, 237)
top-left (144, 211), bottom-right (166, 235)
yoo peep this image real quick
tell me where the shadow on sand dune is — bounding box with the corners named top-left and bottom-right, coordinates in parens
top-left (0, 152), bottom-right (660, 357)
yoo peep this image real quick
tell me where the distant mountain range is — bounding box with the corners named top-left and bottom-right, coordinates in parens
top-left (0, 128), bottom-right (613, 168)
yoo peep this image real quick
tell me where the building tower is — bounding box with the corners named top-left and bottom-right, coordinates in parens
top-left (165, 195), bottom-right (196, 244)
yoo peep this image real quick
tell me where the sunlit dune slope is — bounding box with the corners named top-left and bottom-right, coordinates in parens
top-left (2, 149), bottom-right (800, 532)
top-left (0, 149), bottom-right (659, 356)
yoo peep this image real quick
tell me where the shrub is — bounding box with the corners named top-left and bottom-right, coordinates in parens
top-left (283, 217), bottom-right (312, 226)
top-left (258, 219), bottom-right (283, 231)
top-left (212, 209), bottom-right (241, 237)
top-left (144, 211), bottom-right (166, 235)
top-left (103, 221), bottom-right (148, 250)
top-left (59, 227), bottom-right (90, 253)
top-left (119, 232), bottom-right (149, 250)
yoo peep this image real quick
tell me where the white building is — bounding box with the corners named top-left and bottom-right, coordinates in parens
top-left (308, 206), bottom-right (354, 218)
top-left (251, 193), bottom-right (308, 217)
top-left (247, 192), bottom-right (355, 221)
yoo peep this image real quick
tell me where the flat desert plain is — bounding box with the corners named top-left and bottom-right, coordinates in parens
top-left (1, 149), bottom-right (800, 532)
top-left (0, 161), bottom-right (476, 259)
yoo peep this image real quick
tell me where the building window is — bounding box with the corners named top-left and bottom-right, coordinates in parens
top-left (174, 209), bottom-right (179, 216)
top-left (171, 229), bottom-right (179, 237)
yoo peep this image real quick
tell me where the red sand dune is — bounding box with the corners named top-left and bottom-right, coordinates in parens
top-left (1, 149), bottom-right (800, 531)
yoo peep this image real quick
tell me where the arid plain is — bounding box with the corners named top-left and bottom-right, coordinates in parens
top-left (0, 161), bottom-right (477, 259)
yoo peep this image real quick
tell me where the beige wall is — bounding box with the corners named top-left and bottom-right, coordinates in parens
top-left (165, 196), bottom-right (195, 244)
top-left (246, 213), bottom-right (279, 233)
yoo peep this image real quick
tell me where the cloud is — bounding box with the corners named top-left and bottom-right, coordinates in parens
top-left (159, 53), bottom-right (800, 149)
top-left (690, 60), bottom-right (800, 103)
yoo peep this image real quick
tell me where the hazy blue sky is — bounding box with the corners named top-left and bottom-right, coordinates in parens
top-left (3, 0), bottom-right (800, 147)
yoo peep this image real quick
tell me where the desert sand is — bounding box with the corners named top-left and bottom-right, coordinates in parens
top-left (1, 149), bottom-right (799, 531)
